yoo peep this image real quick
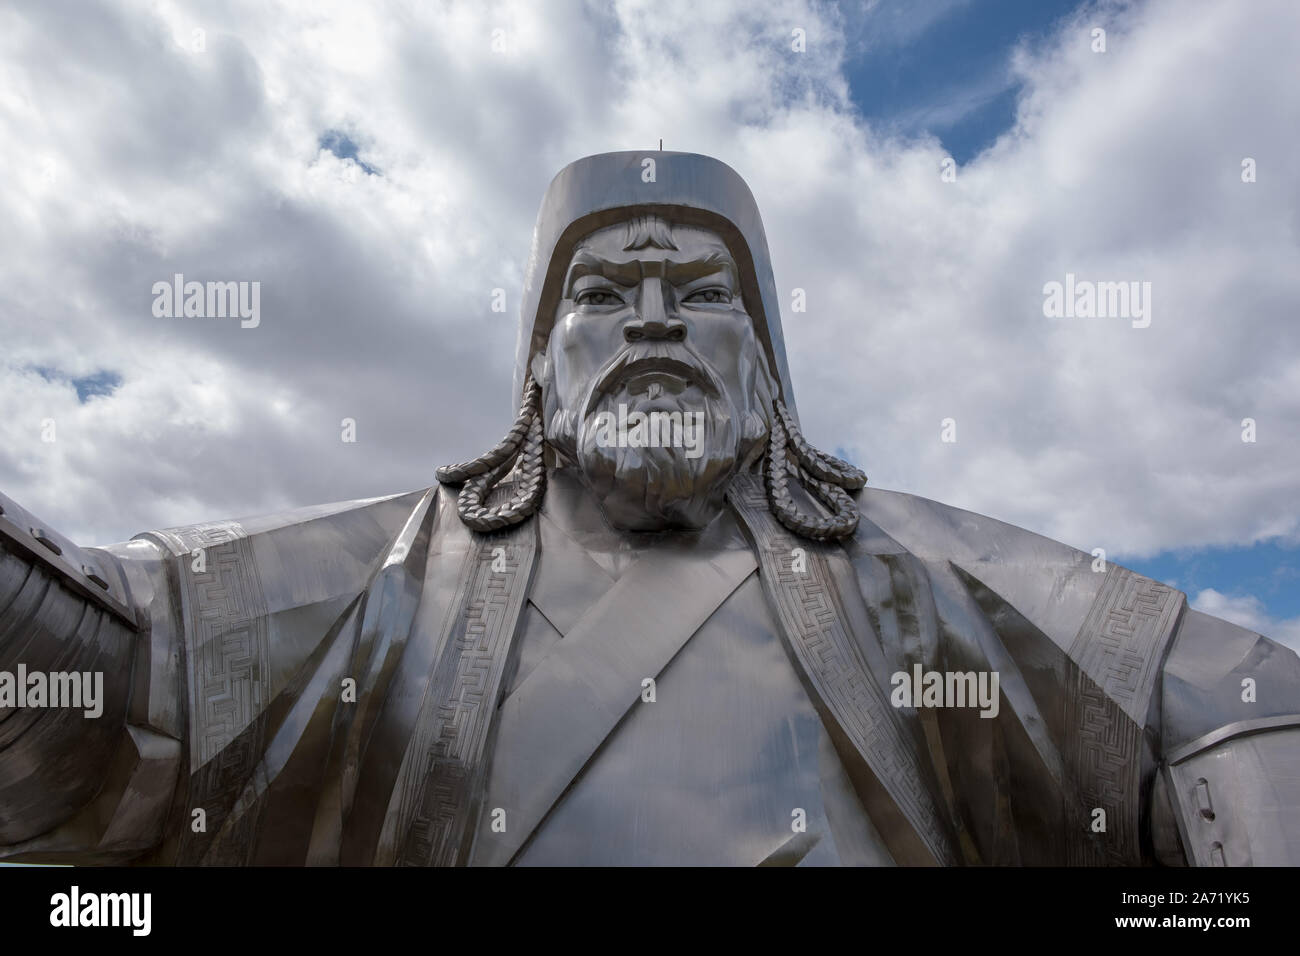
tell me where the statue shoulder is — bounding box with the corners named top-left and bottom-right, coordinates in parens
top-left (100, 486), bottom-right (436, 707)
top-left (851, 486), bottom-right (1300, 865)
top-left (109, 486), bottom-right (438, 689)
top-left (115, 486), bottom-right (436, 833)
top-left (0, 486), bottom-right (440, 862)
top-left (852, 484), bottom-right (1093, 568)
top-left (130, 487), bottom-right (434, 556)
top-left (850, 485), bottom-right (1109, 654)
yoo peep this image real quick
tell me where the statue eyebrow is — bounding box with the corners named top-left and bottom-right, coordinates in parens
top-left (565, 251), bottom-right (640, 291)
top-left (564, 249), bottom-right (736, 294)
top-left (664, 250), bottom-right (736, 285)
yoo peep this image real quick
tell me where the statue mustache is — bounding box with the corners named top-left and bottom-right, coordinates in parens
top-left (583, 343), bottom-right (724, 418)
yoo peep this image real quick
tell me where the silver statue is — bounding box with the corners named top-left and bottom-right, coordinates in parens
top-left (2, 151), bottom-right (1297, 866)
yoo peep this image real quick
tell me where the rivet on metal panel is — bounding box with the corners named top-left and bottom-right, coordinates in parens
top-left (31, 528), bottom-right (62, 556)
top-left (1194, 777), bottom-right (1215, 821)
top-left (82, 564), bottom-right (110, 590)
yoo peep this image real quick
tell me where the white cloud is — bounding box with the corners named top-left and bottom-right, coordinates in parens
top-left (1191, 588), bottom-right (1300, 653)
top-left (0, 0), bottom-right (1297, 615)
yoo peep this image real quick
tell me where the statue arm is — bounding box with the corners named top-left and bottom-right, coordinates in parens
top-left (851, 486), bottom-right (1300, 866)
top-left (1154, 608), bottom-right (1300, 866)
top-left (1, 484), bottom-right (437, 865)
top-left (0, 491), bottom-right (182, 863)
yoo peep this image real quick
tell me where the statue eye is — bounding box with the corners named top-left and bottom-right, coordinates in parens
top-left (683, 287), bottom-right (732, 305)
top-left (575, 289), bottom-right (624, 307)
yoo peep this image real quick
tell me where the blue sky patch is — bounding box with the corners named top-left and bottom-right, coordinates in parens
top-left (846, 0), bottom-right (1082, 164)
top-left (32, 366), bottom-right (123, 403)
top-left (319, 129), bottom-right (380, 175)
top-left (1126, 539), bottom-right (1300, 620)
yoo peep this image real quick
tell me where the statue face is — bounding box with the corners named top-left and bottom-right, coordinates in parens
top-left (538, 216), bottom-right (774, 531)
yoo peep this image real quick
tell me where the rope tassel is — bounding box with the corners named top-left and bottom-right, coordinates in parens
top-left (436, 375), bottom-right (546, 532)
top-left (437, 384), bottom-right (867, 542)
top-left (764, 398), bottom-right (864, 541)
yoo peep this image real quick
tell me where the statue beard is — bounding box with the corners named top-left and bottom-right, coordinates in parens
top-left (547, 346), bottom-right (768, 531)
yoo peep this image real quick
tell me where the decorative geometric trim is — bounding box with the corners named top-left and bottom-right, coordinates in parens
top-left (1064, 567), bottom-right (1182, 865)
top-left (146, 521), bottom-right (271, 865)
top-left (727, 472), bottom-right (957, 865)
top-left (395, 512), bottom-right (538, 866)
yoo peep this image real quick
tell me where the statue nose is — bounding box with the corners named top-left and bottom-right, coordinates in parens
top-left (625, 277), bottom-right (686, 343)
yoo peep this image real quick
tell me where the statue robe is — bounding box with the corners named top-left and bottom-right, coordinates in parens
top-left (3, 466), bottom-right (1298, 866)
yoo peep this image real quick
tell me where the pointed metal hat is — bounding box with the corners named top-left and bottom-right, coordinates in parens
top-left (514, 150), bottom-right (799, 420)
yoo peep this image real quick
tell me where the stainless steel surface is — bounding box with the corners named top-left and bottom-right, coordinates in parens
top-left (1164, 724), bottom-right (1300, 865)
top-left (476, 538), bottom-right (758, 866)
top-left (2, 151), bottom-right (1298, 866)
top-left (516, 151), bottom-right (799, 421)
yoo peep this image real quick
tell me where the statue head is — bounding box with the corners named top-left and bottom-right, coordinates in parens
top-left (439, 152), bottom-right (865, 539)
top-left (535, 215), bottom-right (775, 530)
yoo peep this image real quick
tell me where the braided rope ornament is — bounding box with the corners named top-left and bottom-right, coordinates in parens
top-left (437, 381), bottom-right (865, 541)
top-left (436, 376), bottom-right (541, 483)
top-left (436, 375), bottom-right (546, 532)
top-left (764, 398), bottom-right (865, 541)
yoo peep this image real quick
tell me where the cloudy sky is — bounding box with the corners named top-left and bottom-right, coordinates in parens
top-left (1, 0), bottom-right (1297, 648)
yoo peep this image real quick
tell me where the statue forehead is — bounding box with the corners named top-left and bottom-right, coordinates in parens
top-left (574, 220), bottom-right (734, 259)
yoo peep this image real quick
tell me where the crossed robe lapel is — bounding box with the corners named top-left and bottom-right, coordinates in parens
top-left (376, 470), bottom-right (957, 866)
top-left (472, 533), bottom-right (757, 867)
top-left (527, 511), bottom-right (617, 637)
top-left (726, 471), bottom-right (960, 866)
top-left (375, 488), bottom-right (539, 867)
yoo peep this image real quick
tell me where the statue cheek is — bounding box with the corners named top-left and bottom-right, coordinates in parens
top-left (560, 339), bottom-right (604, 387)
top-left (736, 349), bottom-right (755, 394)
top-left (557, 315), bottom-right (612, 358)
top-left (548, 344), bottom-right (597, 413)
top-left (714, 323), bottom-right (755, 377)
